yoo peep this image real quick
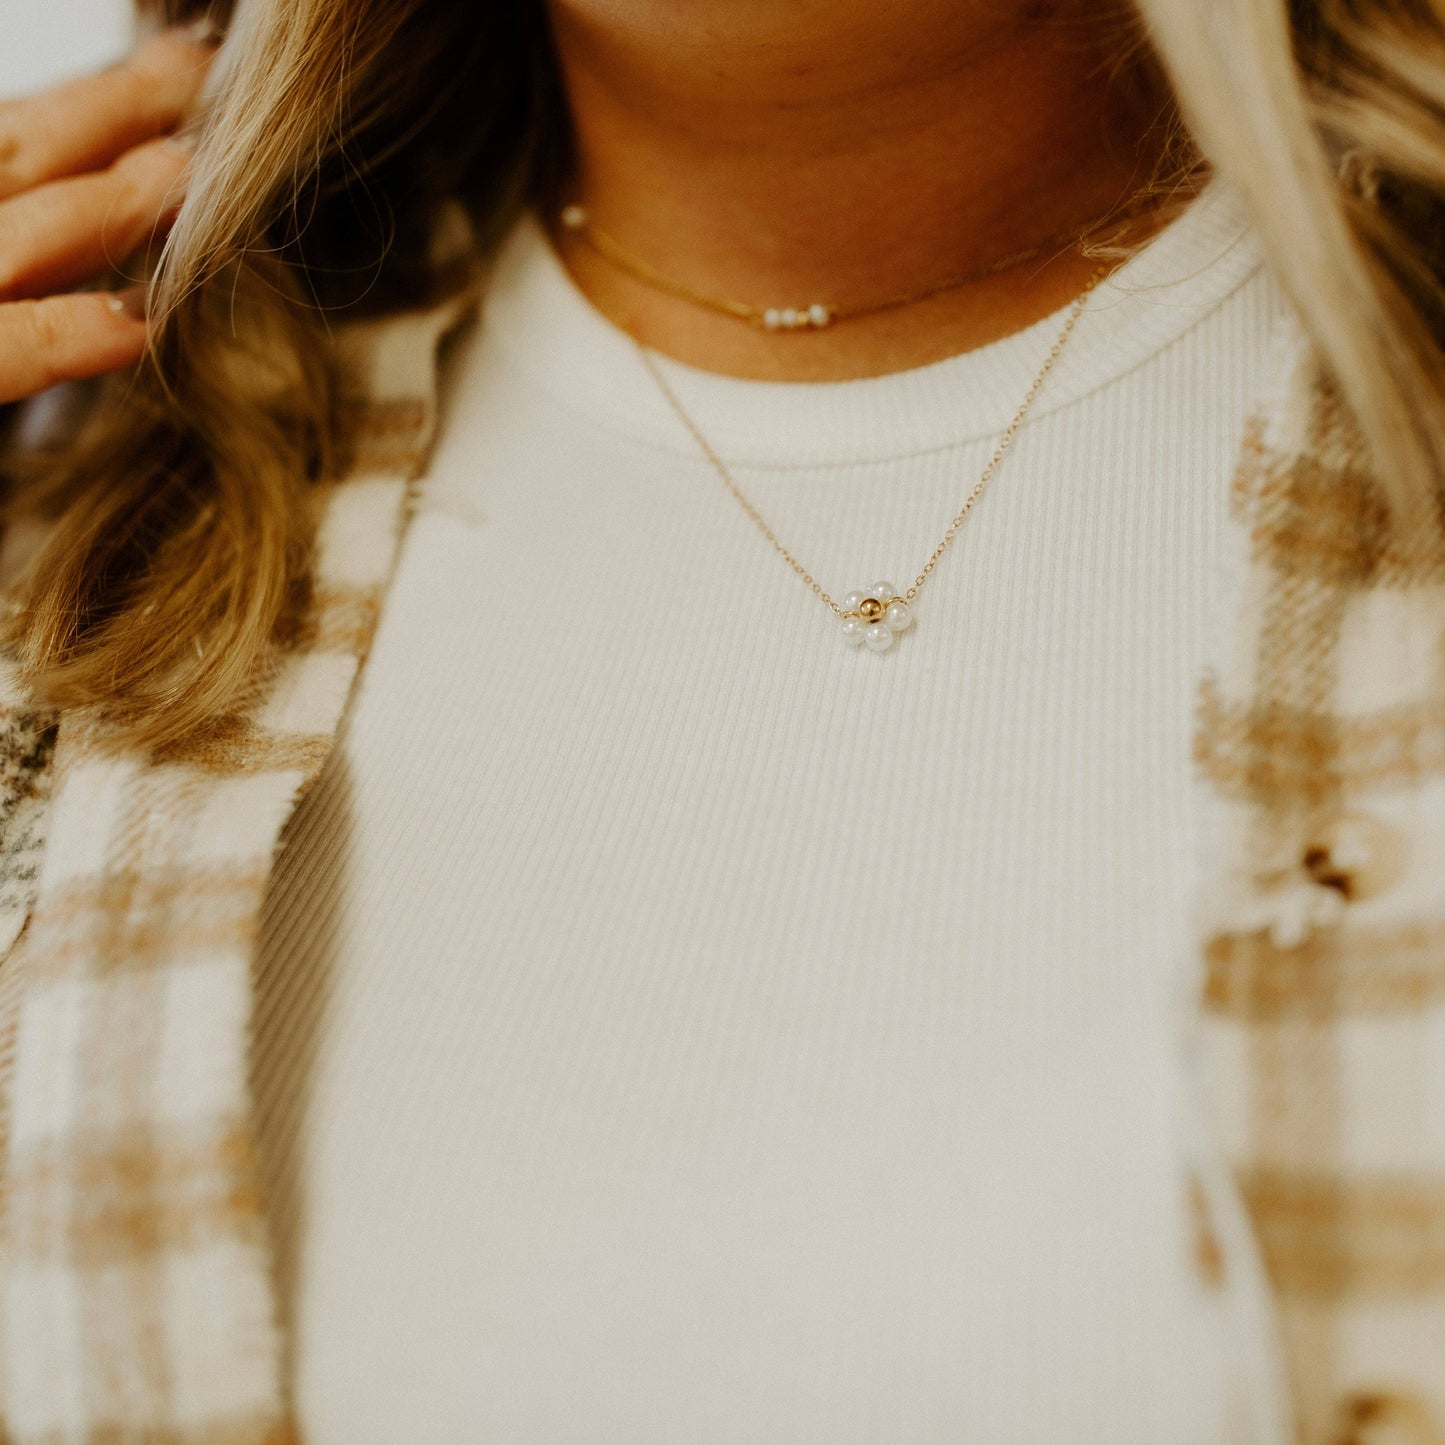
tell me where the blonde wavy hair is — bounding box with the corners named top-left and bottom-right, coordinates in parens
top-left (3, 0), bottom-right (1444, 746)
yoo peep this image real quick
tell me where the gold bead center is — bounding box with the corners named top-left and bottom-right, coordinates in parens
top-left (859, 597), bottom-right (884, 622)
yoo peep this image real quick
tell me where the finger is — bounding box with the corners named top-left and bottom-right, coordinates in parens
top-left (0, 138), bottom-right (191, 302)
top-left (0, 27), bottom-right (217, 201)
top-left (0, 292), bottom-right (148, 405)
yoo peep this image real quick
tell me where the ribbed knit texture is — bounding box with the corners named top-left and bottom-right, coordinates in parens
top-left (254, 181), bottom-right (1290, 1444)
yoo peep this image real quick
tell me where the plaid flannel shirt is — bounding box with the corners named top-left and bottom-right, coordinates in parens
top-left (0, 274), bottom-right (1440, 1445)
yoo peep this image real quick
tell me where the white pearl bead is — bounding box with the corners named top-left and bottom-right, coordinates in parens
top-left (840, 618), bottom-right (865, 646)
top-left (781, 308), bottom-right (799, 327)
top-left (763, 309), bottom-right (782, 330)
top-left (840, 591), bottom-right (864, 614)
top-left (808, 304), bottom-right (831, 326)
top-left (871, 581), bottom-right (897, 602)
top-left (864, 624), bottom-right (894, 652)
top-left (885, 601), bottom-right (913, 632)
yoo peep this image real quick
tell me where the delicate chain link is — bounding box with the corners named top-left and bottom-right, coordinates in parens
top-left (569, 202), bottom-right (1140, 329)
top-left (637, 264), bottom-right (1108, 617)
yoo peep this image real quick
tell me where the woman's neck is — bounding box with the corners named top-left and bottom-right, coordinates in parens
top-left (544, 0), bottom-right (1186, 381)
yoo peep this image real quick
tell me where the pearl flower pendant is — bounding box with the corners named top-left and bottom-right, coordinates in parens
top-left (840, 583), bottom-right (914, 652)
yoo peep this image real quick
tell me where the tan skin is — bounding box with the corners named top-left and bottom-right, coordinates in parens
top-left (546, 0), bottom-right (1183, 380)
top-left (1, 6), bottom-right (1174, 403)
top-left (0, 27), bottom-right (214, 406)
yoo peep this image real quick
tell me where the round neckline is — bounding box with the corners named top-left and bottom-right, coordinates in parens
top-left (479, 177), bottom-right (1263, 468)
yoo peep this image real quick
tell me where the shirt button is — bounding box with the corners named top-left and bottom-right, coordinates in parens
top-left (1301, 810), bottom-right (1410, 903)
top-left (1330, 1388), bottom-right (1445, 1444)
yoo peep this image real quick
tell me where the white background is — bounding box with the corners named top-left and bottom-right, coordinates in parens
top-left (1, 0), bottom-right (131, 99)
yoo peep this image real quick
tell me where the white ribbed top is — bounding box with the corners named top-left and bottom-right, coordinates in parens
top-left (254, 181), bottom-right (1290, 1445)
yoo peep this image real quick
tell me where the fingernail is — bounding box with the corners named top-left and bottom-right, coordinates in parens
top-left (106, 286), bottom-right (150, 321)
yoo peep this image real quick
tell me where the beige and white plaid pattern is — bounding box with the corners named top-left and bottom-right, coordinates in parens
top-left (0, 289), bottom-right (1442, 1441)
top-left (0, 289), bottom-right (476, 1444)
top-left (1191, 321), bottom-right (1445, 1444)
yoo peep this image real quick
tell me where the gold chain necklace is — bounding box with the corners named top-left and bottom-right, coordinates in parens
top-left (635, 265), bottom-right (1107, 653)
top-left (563, 201), bottom-right (1121, 331)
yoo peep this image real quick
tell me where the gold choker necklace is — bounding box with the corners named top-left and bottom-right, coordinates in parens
top-left (561, 200), bottom-right (1129, 331)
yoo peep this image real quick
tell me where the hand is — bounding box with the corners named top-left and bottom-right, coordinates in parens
top-left (0, 27), bottom-right (218, 406)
